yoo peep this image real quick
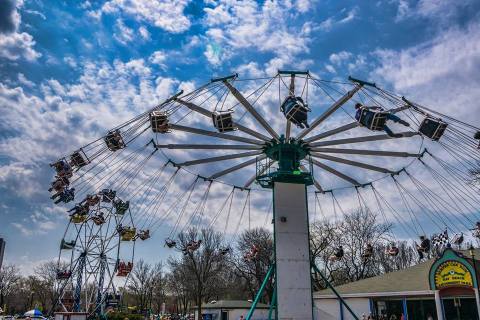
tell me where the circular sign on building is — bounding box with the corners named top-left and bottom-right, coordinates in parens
top-left (434, 260), bottom-right (473, 289)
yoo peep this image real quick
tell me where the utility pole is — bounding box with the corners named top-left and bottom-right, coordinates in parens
top-left (0, 238), bottom-right (5, 270)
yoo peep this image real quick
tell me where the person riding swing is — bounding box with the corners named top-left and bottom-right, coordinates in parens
top-left (355, 103), bottom-right (410, 138)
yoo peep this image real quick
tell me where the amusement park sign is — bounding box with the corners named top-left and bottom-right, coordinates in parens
top-left (434, 260), bottom-right (473, 289)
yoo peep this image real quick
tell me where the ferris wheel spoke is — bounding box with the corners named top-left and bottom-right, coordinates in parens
top-left (303, 122), bottom-right (359, 143)
top-left (243, 160), bottom-right (275, 188)
top-left (169, 124), bottom-right (264, 145)
top-left (176, 151), bottom-right (263, 167)
top-left (309, 131), bottom-right (418, 147)
top-left (154, 143), bottom-right (263, 150)
top-left (209, 155), bottom-right (266, 179)
top-left (311, 153), bottom-right (394, 174)
top-left (222, 80), bottom-right (280, 140)
top-left (296, 84), bottom-right (362, 140)
top-left (311, 158), bottom-right (361, 186)
top-left (311, 147), bottom-right (422, 157)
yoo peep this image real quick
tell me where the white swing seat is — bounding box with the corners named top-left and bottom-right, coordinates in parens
top-left (150, 110), bottom-right (170, 133)
top-left (418, 117), bottom-right (447, 141)
top-left (212, 110), bottom-right (236, 132)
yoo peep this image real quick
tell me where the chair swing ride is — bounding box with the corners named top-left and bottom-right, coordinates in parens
top-left (49, 70), bottom-right (480, 319)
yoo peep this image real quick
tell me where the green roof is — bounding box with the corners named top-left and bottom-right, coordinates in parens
top-left (316, 259), bottom-right (434, 296)
top-left (197, 300), bottom-right (269, 309)
top-left (315, 248), bottom-right (480, 297)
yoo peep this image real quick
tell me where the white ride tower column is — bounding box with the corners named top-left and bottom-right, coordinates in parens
top-left (273, 181), bottom-right (313, 320)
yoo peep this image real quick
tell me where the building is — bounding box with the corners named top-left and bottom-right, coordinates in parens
top-left (194, 300), bottom-right (271, 320)
top-left (314, 248), bottom-right (480, 320)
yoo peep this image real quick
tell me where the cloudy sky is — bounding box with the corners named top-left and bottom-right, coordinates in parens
top-left (1, 0), bottom-right (480, 272)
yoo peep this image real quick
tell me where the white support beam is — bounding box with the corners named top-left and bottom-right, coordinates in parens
top-left (175, 98), bottom-right (271, 142)
top-left (234, 123), bottom-right (272, 142)
top-left (304, 122), bottom-right (359, 143)
top-left (209, 155), bottom-right (266, 180)
top-left (177, 151), bottom-right (262, 166)
top-left (223, 80), bottom-right (280, 140)
top-left (311, 147), bottom-right (421, 157)
top-left (309, 131), bottom-right (418, 147)
top-left (154, 144), bottom-right (263, 150)
top-left (311, 153), bottom-right (394, 173)
top-left (311, 158), bottom-right (361, 186)
top-left (169, 124), bottom-right (265, 145)
top-left (297, 85), bottom-right (362, 139)
top-left (175, 98), bottom-right (212, 117)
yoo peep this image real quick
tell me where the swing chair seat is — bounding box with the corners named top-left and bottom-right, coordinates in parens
top-left (105, 130), bottom-right (125, 151)
top-left (70, 149), bottom-right (89, 169)
top-left (60, 239), bottom-right (75, 250)
top-left (387, 247), bottom-right (399, 257)
top-left (165, 239), bottom-right (176, 248)
top-left (137, 230), bottom-right (150, 241)
top-left (56, 270), bottom-right (71, 280)
top-left (92, 215), bottom-right (105, 225)
top-left (280, 96), bottom-right (310, 128)
top-left (212, 111), bottom-right (236, 132)
top-left (150, 110), bottom-right (170, 133)
top-left (70, 213), bottom-right (88, 224)
top-left (120, 227), bottom-right (136, 241)
top-left (358, 109), bottom-right (388, 131)
top-left (114, 200), bottom-right (129, 215)
top-left (418, 117), bottom-right (447, 141)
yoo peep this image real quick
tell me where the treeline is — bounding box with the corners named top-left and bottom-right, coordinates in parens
top-left (0, 210), bottom-right (419, 316)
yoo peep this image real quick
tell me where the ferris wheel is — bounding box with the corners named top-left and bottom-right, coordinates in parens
top-left (54, 192), bottom-right (136, 315)
top-left (48, 70), bottom-right (480, 319)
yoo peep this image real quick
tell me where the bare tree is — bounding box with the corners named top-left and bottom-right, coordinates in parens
top-left (34, 261), bottom-right (60, 314)
top-left (170, 228), bottom-right (227, 319)
top-left (0, 265), bottom-right (21, 311)
top-left (127, 259), bottom-right (163, 313)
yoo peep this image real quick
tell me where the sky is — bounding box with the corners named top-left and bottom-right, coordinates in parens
top-left (1, 0), bottom-right (480, 274)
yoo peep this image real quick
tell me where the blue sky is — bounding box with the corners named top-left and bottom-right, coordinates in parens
top-left (1, 0), bottom-right (480, 272)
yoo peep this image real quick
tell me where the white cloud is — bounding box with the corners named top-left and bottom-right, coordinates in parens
top-left (139, 26), bottom-right (150, 40)
top-left (17, 73), bottom-right (34, 87)
top-left (149, 50), bottom-right (167, 66)
top-left (100, 0), bottom-right (192, 33)
top-left (202, 0), bottom-right (313, 65)
top-left (113, 19), bottom-right (135, 45)
top-left (329, 51), bottom-right (352, 65)
top-left (0, 0), bottom-right (41, 61)
top-left (0, 31), bottom-right (41, 61)
top-left (372, 22), bottom-right (480, 123)
top-left (394, 0), bottom-right (472, 23)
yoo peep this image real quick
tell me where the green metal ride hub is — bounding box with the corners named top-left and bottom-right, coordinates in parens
top-left (256, 135), bottom-right (313, 188)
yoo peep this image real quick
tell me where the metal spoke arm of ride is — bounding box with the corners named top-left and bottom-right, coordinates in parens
top-left (311, 147), bottom-right (421, 157)
top-left (312, 158), bottom-right (361, 186)
top-left (176, 151), bottom-right (263, 167)
top-left (209, 155), bottom-right (267, 180)
top-left (154, 143), bottom-right (263, 150)
top-left (300, 164), bottom-right (323, 192)
top-left (169, 124), bottom-right (265, 145)
top-left (311, 153), bottom-right (394, 174)
top-left (297, 84), bottom-right (362, 139)
top-left (309, 131), bottom-right (418, 147)
top-left (175, 99), bottom-right (271, 142)
top-left (223, 80), bottom-right (280, 140)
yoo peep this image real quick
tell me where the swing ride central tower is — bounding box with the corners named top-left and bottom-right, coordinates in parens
top-left (257, 136), bottom-right (315, 320)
